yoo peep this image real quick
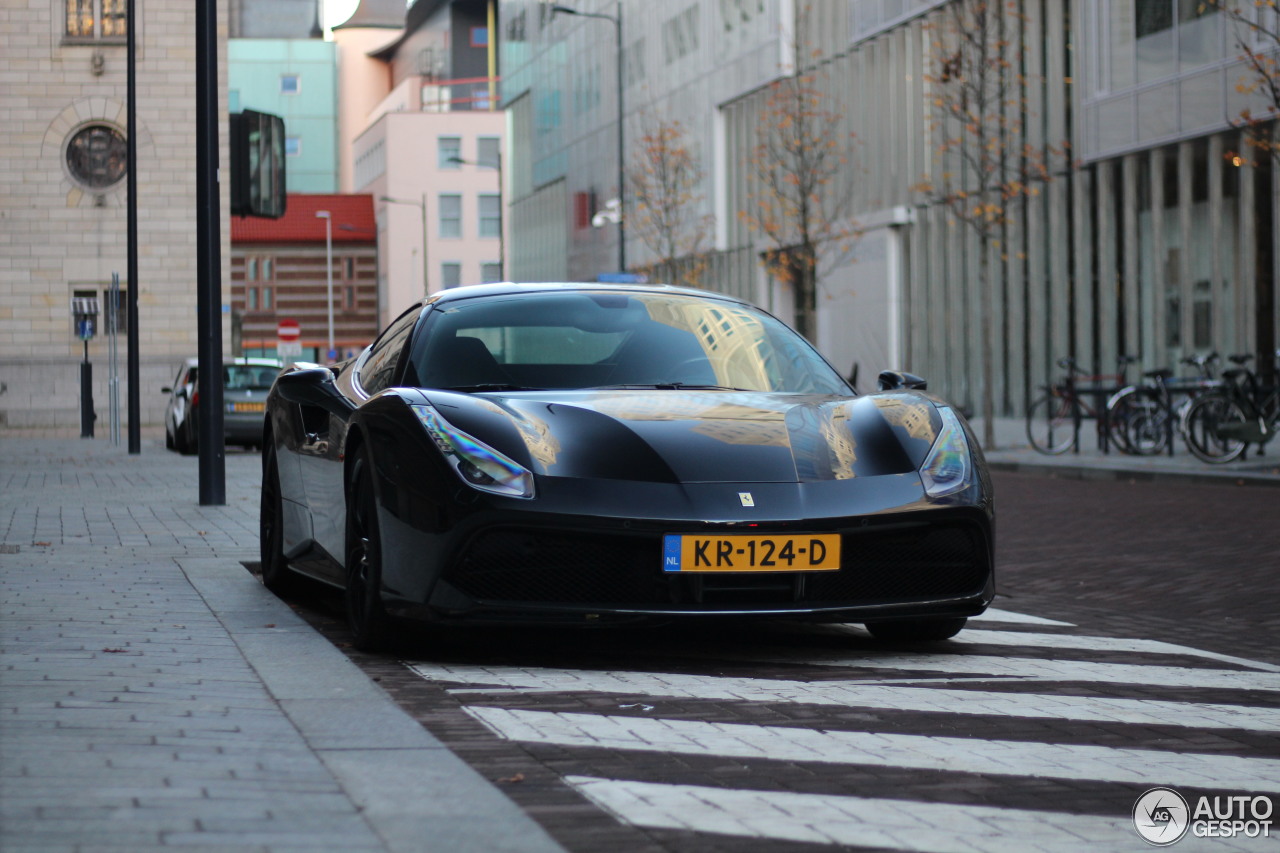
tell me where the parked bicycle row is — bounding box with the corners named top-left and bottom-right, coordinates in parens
top-left (1026, 350), bottom-right (1280, 463)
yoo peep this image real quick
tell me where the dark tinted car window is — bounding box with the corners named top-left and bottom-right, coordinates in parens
top-left (359, 306), bottom-right (421, 395)
top-left (410, 291), bottom-right (849, 394)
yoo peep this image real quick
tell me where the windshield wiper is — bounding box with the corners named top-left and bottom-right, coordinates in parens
top-left (593, 383), bottom-right (750, 391)
top-left (441, 383), bottom-right (543, 392)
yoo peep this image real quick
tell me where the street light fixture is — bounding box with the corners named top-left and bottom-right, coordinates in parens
top-left (379, 194), bottom-right (430, 295)
top-left (314, 210), bottom-right (334, 361)
top-left (448, 154), bottom-right (505, 281)
top-left (552, 2), bottom-right (626, 273)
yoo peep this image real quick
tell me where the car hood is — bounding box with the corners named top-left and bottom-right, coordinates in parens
top-left (416, 389), bottom-right (945, 484)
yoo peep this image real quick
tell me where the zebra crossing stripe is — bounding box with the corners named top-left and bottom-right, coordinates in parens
top-left (947, 629), bottom-right (1280, 673)
top-left (711, 651), bottom-right (1280, 692)
top-left (970, 608), bottom-right (1074, 627)
top-left (564, 776), bottom-right (1149, 853)
top-left (465, 707), bottom-right (1280, 792)
top-left (408, 663), bottom-right (1280, 732)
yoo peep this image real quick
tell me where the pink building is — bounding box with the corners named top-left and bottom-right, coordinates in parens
top-left (333, 0), bottom-right (505, 327)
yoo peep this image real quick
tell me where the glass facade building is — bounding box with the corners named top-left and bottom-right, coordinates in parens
top-left (500, 0), bottom-right (1278, 420)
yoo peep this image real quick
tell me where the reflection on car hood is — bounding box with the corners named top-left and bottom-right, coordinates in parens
top-left (421, 389), bottom-right (943, 484)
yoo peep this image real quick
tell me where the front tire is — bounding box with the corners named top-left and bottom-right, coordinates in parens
top-left (345, 449), bottom-right (392, 652)
top-left (1110, 388), bottom-right (1168, 456)
top-left (1026, 395), bottom-right (1074, 455)
top-left (260, 444), bottom-right (302, 596)
top-left (865, 617), bottom-right (967, 642)
top-left (1182, 393), bottom-right (1248, 463)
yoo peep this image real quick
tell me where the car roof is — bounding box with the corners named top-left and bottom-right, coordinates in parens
top-left (419, 282), bottom-right (754, 310)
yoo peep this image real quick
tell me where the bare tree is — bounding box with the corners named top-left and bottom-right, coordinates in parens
top-left (1210, 1), bottom-right (1280, 164)
top-left (915, 0), bottom-right (1051, 448)
top-left (626, 115), bottom-right (713, 287)
top-left (740, 14), bottom-right (857, 343)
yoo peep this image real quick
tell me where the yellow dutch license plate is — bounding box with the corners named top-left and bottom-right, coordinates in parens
top-left (228, 402), bottom-right (265, 413)
top-left (662, 533), bottom-right (841, 573)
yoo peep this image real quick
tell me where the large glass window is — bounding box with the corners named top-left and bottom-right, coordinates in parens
top-left (1136, 0), bottom-right (1175, 83)
top-left (65, 0), bottom-right (126, 40)
top-left (1110, 0), bottom-right (1225, 88)
top-left (1177, 0), bottom-right (1221, 71)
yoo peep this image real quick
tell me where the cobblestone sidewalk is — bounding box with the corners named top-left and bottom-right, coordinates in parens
top-left (0, 438), bottom-right (562, 853)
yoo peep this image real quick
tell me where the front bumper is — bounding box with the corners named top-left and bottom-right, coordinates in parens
top-left (380, 502), bottom-right (994, 626)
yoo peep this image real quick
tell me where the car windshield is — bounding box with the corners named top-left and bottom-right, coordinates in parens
top-left (223, 365), bottom-right (278, 391)
top-left (408, 291), bottom-right (849, 394)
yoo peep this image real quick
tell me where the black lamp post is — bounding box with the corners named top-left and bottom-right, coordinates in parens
top-left (551, 3), bottom-right (625, 273)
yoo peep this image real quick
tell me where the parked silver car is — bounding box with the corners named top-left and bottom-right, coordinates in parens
top-left (163, 357), bottom-right (282, 454)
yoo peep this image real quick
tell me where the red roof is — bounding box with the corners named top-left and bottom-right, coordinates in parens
top-left (231, 194), bottom-right (377, 245)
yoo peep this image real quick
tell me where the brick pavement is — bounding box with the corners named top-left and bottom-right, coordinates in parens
top-left (0, 437), bottom-right (563, 853)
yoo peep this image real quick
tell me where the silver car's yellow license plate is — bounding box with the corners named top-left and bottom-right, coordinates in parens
top-left (663, 534), bottom-right (841, 572)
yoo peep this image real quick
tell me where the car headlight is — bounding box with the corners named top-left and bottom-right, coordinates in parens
top-left (920, 407), bottom-right (972, 498)
top-left (411, 404), bottom-right (535, 499)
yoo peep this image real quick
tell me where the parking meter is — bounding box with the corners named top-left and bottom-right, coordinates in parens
top-left (72, 297), bottom-right (98, 437)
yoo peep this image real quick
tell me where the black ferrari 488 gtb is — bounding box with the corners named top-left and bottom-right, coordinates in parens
top-left (260, 283), bottom-right (994, 650)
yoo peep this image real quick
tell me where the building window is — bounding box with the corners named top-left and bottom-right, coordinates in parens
top-left (478, 194), bottom-right (501, 238)
top-left (478, 136), bottom-right (501, 169)
top-left (262, 286), bottom-right (273, 310)
top-left (343, 257), bottom-right (356, 280)
top-left (248, 287), bottom-right (259, 311)
top-left (471, 26), bottom-right (488, 47)
top-left (438, 136), bottom-right (462, 169)
top-left (480, 262), bottom-right (502, 283)
top-left (439, 194), bottom-right (462, 238)
top-left (65, 124), bottom-right (127, 189)
top-left (280, 74), bottom-right (301, 95)
top-left (662, 5), bottom-right (700, 64)
top-left (246, 255), bottom-right (274, 282)
top-left (65, 0), bottom-right (127, 40)
top-left (285, 137), bottom-right (301, 157)
top-left (344, 286), bottom-right (357, 310)
top-left (441, 262), bottom-right (462, 289)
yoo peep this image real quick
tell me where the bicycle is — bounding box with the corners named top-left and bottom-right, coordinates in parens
top-left (1106, 353), bottom-right (1220, 456)
top-left (1026, 356), bottom-right (1136, 455)
top-left (1181, 352), bottom-right (1280, 463)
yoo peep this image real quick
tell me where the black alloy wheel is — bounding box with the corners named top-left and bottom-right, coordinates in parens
top-left (345, 449), bottom-right (392, 652)
top-left (260, 444), bottom-right (301, 595)
top-left (865, 617), bottom-right (968, 642)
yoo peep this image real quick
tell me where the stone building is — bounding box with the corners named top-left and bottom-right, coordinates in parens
top-left (0, 0), bottom-right (230, 430)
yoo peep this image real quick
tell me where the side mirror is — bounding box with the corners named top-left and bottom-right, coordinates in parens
top-left (878, 370), bottom-right (928, 392)
top-left (276, 367), bottom-right (354, 418)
